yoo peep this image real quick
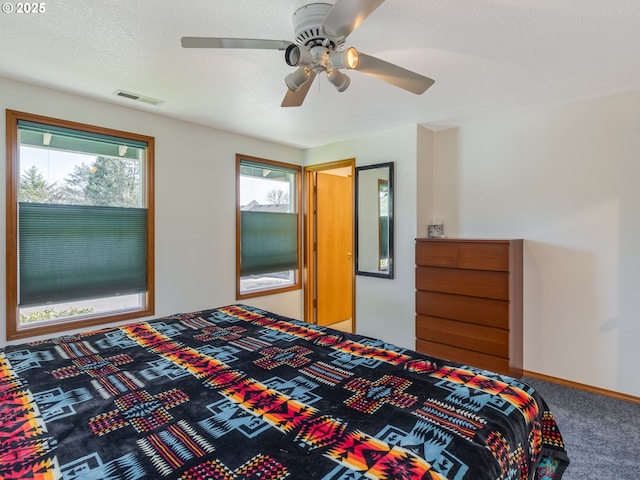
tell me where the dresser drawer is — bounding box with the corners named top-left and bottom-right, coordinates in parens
top-left (416, 240), bottom-right (510, 271)
top-left (416, 315), bottom-right (508, 358)
top-left (416, 266), bottom-right (509, 300)
top-left (416, 241), bottom-right (459, 267)
top-left (415, 339), bottom-right (510, 375)
top-left (416, 291), bottom-right (508, 329)
top-left (458, 243), bottom-right (509, 271)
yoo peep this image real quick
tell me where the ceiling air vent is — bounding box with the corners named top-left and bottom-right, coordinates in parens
top-left (114, 89), bottom-right (164, 106)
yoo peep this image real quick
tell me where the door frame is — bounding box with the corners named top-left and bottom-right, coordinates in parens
top-left (304, 159), bottom-right (355, 328)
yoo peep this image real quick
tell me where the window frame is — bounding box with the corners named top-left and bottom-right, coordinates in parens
top-left (236, 154), bottom-right (302, 299)
top-left (5, 109), bottom-right (155, 341)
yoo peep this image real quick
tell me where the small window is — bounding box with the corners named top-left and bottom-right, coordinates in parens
top-left (6, 110), bottom-right (154, 340)
top-left (236, 154), bottom-right (301, 298)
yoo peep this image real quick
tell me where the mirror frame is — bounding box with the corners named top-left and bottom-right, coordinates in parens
top-left (355, 161), bottom-right (394, 279)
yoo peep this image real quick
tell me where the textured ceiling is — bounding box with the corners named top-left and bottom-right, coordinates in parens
top-left (1, 0), bottom-right (639, 148)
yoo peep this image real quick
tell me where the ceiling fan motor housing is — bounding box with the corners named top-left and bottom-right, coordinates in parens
top-left (293, 3), bottom-right (344, 49)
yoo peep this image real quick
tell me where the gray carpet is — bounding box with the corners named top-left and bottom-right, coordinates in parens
top-left (523, 376), bottom-right (640, 479)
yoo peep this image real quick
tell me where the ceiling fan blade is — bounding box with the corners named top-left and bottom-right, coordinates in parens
top-left (355, 53), bottom-right (435, 95)
top-left (321, 0), bottom-right (386, 39)
top-left (181, 37), bottom-right (292, 50)
top-left (281, 71), bottom-right (317, 107)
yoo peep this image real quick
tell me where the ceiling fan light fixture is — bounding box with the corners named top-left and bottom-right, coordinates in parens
top-left (285, 44), bottom-right (313, 67)
top-left (327, 68), bottom-right (350, 92)
top-left (331, 47), bottom-right (359, 70)
top-left (285, 66), bottom-right (311, 91)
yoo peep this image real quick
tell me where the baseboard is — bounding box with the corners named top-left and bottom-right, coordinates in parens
top-left (523, 370), bottom-right (640, 405)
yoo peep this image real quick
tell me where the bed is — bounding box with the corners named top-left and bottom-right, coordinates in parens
top-left (0, 304), bottom-right (569, 479)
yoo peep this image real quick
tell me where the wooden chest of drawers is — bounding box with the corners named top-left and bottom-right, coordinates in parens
top-left (415, 238), bottom-right (523, 377)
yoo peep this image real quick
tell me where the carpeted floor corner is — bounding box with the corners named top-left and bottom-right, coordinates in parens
top-left (523, 376), bottom-right (640, 479)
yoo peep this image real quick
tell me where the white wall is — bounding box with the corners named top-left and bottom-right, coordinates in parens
top-left (305, 125), bottom-right (434, 349)
top-left (0, 77), bottom-right (304, 346)
top-left (416, 126), bottom-right (435, 238)
top-left (432, 90), bottom-right (640, 397)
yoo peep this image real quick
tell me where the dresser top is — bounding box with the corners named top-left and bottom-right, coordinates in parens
top-left (416, 238), bottom-right (522, 243)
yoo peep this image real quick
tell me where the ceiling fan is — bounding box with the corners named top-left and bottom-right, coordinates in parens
top-left (181, 0), bottom-right (435, 107)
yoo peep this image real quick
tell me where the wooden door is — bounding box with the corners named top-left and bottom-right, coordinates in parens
top-left (315, 171), bottom-right (353, 326)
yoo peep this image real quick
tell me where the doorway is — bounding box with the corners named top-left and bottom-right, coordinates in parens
top-left (304, 159), bottom-right (355, 333)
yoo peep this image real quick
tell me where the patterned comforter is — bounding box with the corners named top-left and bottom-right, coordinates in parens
top-left (0, 304), bottom-right (569, 479)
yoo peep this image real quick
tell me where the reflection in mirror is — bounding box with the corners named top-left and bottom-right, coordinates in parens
top-left (378, 179), bottom-right (389, 271)
top-left (355, 162), bottom-right (394, 279)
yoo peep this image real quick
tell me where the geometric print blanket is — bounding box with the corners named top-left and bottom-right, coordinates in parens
top-left (0, 304), bottom-right (569, 479)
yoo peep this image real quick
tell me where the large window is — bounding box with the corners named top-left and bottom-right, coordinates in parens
top-left (236, 155), bottom-right (301, 298)
top-left (6, 110), bottom-right (154, 340)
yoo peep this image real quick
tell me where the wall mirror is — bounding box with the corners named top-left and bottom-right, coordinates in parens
top-left (355, 162), bottom-right (394, 279)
